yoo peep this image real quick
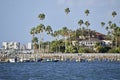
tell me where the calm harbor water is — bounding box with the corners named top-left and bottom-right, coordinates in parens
top-left (0, 61), bottom-right (120, 80)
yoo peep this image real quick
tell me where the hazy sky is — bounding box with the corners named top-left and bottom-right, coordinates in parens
top-left (0, 0), bottom-right (120, 46)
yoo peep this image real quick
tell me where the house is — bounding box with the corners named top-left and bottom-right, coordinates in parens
top-left (101, 40), bottom-right (112, 46)
top-left (79, 38), bottom-right (102, 47)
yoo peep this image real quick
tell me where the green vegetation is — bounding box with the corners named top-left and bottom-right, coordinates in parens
top-left (30, 8), bottom-right (120, 53)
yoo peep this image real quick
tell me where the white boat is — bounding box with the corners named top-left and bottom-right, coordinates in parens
top-left (9, 58), bottom-right (15, 63)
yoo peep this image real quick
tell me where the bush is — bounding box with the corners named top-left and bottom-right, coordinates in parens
top-left (78, 47), bottom-right (94, 53)
top-left (65, 45), bottom-right (78, 53)
top-left (108, 47), bottom-right (120, 53)
top-left (95, 46), bottom-right (111, 53)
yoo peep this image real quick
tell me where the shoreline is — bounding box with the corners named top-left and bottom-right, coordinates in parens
top-left (0, 53), bottom-right (120, 62)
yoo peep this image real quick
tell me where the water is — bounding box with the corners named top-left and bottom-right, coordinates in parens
top-left (0, 62), bottom-right (120, 80)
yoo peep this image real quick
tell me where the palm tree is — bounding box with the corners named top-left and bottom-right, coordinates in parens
top-left (61, 27), bottom-right (69, 52)
top-left (78, 20), bottom-right (84, 27)
top-left (32, 37), bottom-right (38, 52)
top-left (38, 13), bottom-right (45, 20)
top-left (111, 11), bottom-right (117, 47)
top-left (51, 31), bottom-right (59, 53)
top-left (85, 21), bottom-right (90, 38)
top-left (30, 27), bottom-right (36, 52)
top-left (101, 22), bottom-right (105, 27)
top-left (65, 8), bottom-right (70, 15)
top-left (45, 25), bottom-right (53, 34)
top-left (45, 25), bottom-right (53, 52)
top-left (78, 19), bottom-right (84, 39)
top-left (106, 26), bottom-right (109, 31)
top-left (111, 23), bottom-right (117, 47)
top-left (114, 27), bottom-right (120, 47)
top-left (36, 24), bottom-right (45, 53)
top-left (64, 8), bottom-right (70, 52)
top-left (112, 11), bottom-right (117, 18)
top-left (108, 21), bottom-right (112, 26)
top-left (84, 9), bottom-right (90, 16)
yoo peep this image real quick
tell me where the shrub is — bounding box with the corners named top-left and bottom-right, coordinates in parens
top-left (78, 47), bottom-right (94, 53)
top-left (108, 47), bottom-right (120, 53)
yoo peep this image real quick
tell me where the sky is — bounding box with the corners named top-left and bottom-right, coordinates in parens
top-left (0, 0), bottom-right (120, 46)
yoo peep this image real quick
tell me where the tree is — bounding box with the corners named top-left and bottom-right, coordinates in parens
top-left (38, 13), bottom-right (46, 52)
top-left (84, 9), bottom-right (90, 16)
top-left (65, 8), bottom-right (70, 15)
top-left (101, 22), bottom-right (105, 27)
top-left (51, 31), bottom-right (59, 52)
top-left (108, 21), bottom-right (112, 26)
top-left (32, 37), bottom-right (38, 53)
top-left (45, 25), bottom-right (53, 52)
top-left (30, 27), bottom-right (36, 52)
top-left (114, 27), bottom-right (120, 47)
top-left (84, 9), bottom-right (90, 39)
top-left (85, 21), bottom-right (90, 38)
top-left (36, 24), bottom-right (45, 52)
top-left (111, 11), bottom-right (117, 47)
top-left (38, 13), bottom-right (45, 20)
top-left (61, 27), bottom-right (69, 52)
top-left (112, 11), bottom-right (117, 17)
top-left (45, 25), bottom-right (53, 34)
top-left (78, 20), bottom-right (84, 26)
top-left (78, 19), bottom-right (84, 39)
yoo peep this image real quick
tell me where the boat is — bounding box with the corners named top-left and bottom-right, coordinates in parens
top-left (8, 58), bottom-right (15, 63)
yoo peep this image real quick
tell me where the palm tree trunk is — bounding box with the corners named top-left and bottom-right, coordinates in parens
top-left (65, 36), bottom-right (67, 53)
top-left (58, 36), bottom-right (60, 53)
top-left (39, 34), bottom-right (41, 53)
top-left (116, 37), bottom-right (118, 47)
top-left (33, 34), bottom-right (35, 53)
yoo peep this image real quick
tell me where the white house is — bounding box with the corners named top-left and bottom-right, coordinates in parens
top-left (102, 40), bottom-right (112, 46)
top-left (79, 38), bottom-right (101, 47)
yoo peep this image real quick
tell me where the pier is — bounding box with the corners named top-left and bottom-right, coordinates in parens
top-left (0, 53), bottom-right (120, 62)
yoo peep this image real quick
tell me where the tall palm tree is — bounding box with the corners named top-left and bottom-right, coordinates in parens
top-left (65, 8), bottom-right (70, 15)
top-left (85, 21), bottom-right (90, 38)
top-left (84, 9), bottom-right (90, 41)
top-left (36, 24), bottom-right (45, 53)
top-left (61, 27), bottom-right (69, 52)
top-left (78, 19), bottom-right (84, 39)
top-left (30, 27), bottom-right (36, 52)
top-left (38, 13), bottom-right (45, 20)
top-left (111, 11), bottom-right (117, 47)
top-left (84, 9), bottom-right (90, 16)
top-left (45, 25), bottom-right (53, 52)
top-left (64, 8), bottom-right (70, 52)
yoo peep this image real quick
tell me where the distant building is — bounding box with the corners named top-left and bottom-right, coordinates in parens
top-left (26, 42), bottom-right (32, 50)
top-left (2, 42), bottom-right (20, 50)
top-left (2, 42), bottom-right (8, 49)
